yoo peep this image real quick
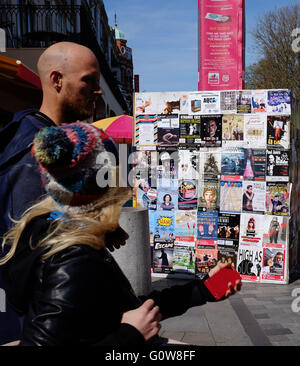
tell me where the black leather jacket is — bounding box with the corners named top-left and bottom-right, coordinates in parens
top-left (2, 215), bottom-right (215, 346)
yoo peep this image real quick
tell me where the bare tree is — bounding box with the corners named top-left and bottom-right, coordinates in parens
top-left (245, 5), bottom-right (300, 99)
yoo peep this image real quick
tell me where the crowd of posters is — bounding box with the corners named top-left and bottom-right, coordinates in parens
top-left (134, 89), bottom-right (292, 284)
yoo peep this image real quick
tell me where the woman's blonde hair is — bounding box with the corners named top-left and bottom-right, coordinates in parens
top-left (0, 187), bottom-right (131, 266)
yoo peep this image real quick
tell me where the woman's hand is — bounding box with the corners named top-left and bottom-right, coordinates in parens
top-left (208, 262), bottom-right (242, 297)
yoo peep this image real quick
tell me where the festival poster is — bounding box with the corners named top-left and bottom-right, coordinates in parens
top-left (261, 243), bottom-right (287, 283)
top-left (175, 210), bottom-right (197, 241)
top-left (222, 114), bottom-right (245, 147)
top-left (237, 243), bottom-right (263, 282)
top-left (200, 114), bottom-right (222, 147)
top-left (221, 147), bottom-right (245, 181)
top-left (195, 242), bottom-right (218, 279)
top-left (153, 211), bottom-right (175, 241)
top-left (178, 179), bottom-right (198, 210)
top-left (220, 91), bottom-right (237, 114)
top-left (262, 215), bottom-right (288, 246)
top-left (217, 213), bottom-right (240, 247)
top-left (197, 211), bottom-right (218, 241)
top-left (242, 148), bottom-right (266, 181)
top-left (244, 114), bottom-right (267, 149)
top-left (266, 115), bottom-right (290, 149)
top-left (172, 245), bottom-right (196, 274)
top-left (218, 244), bottom-right (238, 270)
top-left (153, 239), bottom-right (174, 273)
top-left (149, 210), bottom-right (156, 245)
top-left (179, 115), bottom-right (201, 149)
top-left (135, 178), bottom-right (157, 210)
top-left (240, 213), bottom-right (264, 246)
top-left (236, 90), bottom-right (252, 113)
top-left (220, 181), bottom-right (242, 213)
top-left (267, 90), bottom-right (291, 115)
top-left (199, 148), bottom-right (221, 181)
top-left (266, 182), bottom-right (290, 216)
top-left (156, 151), bottom-right (178, 187)
top-left (178, 149), bottom-right (200, 180)
top-left (157, 186), bottom-right (178, 212)
top-left (157, 114), bottom-right (179, 151)
top-left (251, 90), bottom-right (267, 113)
top-left (135, 114), bottom-right (158, 150)
top-left (188, 92), bottom-right (221, 115)
top-left (198, 181), bottom-right (219, 212)
top-left (266, 149), bottom-right (289, 182)
top-left (242, 181), bottom-right (266, 214)
top-left (131, 150), bottom-right (158, 188)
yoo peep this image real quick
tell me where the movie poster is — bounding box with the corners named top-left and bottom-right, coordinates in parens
top-left (175, 210), bottom-right (197, 240)
top-left (179, 115), bottom-right (201, 149)
top-left (266, 182), bottom-right (290, 216)
top-left (244, 114), bottom-right (267, 149)
top-left (218, 213), bottom-right (240, 247)
top-left (220, 181), bottom-right (242, 213)
top-left (222, 114), bottom-right (245, 147)
top-left (242, 181), bottom-right (266, 214)
top-left (172, 245), bottom-right (196, 274)
top-left (236, 90), bottom-right (252, 113)
top-left (240, 213), bottom-right (264, 246)
top-left (266, 149), bottom-right (289, 182)
top-left (267, 90), bottom-right (291, 115)
top-left (251, 90), bottom-right (267, 113)
top-left (195, 242), bottom-right (218, 279)
top-left (199, 148), bottom-right (221, 181)
top-left (220, 90), bottom-right (237, 114)
top-left (157, 186), bottom-right (178, 211)
top-left (153, 239), bottom-right (174, 273)
top-left (266, 115), bottom-right (290, 149)
top-left (198, 181), bottom-right (219, 212)
top-left (157, 114), bottom-right (180, 151)
top-left (200, 115), bottom-right (222, 147)
top-left (221, 147), bottom-right (245, 180)
top-left (189, 92), bottom-right (221, 114)
top-left (242, 149), bottom-right (266, 181)
top-left (178, 179), bottom-right (198, 210)
top-left (135, 114), bottom-right (158, 150)
top-left (237, 243), bottom-right (263, 282)
top-left (197, 211), bottom-right (218, 241)
top-left (261, 243), bottom-right (287, 283)
top-left (156, 151), bottom-right (178, 187)
top-left (178, 149), bottom-right (200, 180)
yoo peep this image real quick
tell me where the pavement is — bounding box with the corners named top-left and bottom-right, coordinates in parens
top-left (151, 275), bottom-right (300, 346)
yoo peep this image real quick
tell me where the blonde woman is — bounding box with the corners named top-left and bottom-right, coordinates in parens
top-left (1, 122), bottom-right (240, 346)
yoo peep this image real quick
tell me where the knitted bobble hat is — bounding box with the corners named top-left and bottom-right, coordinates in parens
top-left (32, 121), bottom-right (119, 213)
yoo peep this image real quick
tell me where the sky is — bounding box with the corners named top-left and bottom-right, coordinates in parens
top-left (103, 0), bottom-right (299, 92)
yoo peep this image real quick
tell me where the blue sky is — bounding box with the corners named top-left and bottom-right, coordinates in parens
top-left (103, 0), bottom-right (299, 92)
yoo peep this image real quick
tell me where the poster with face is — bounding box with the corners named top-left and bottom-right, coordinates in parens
top-left (179, 115), bottom-right (201, 149)
top-left (153, 239), bottom-right (174, 273)
top-left (266, 182), bottom-right (290, 216)
top-left (198, 181), bottom-right (219, 212)
top-left (178, 179), bottom-right (198, 210)
top-left (197, 211), bottom-right (218, 241)
top-left (242, 181), bottom-right (266, 214)
top-left (261, 243), bottom-right (287, 283)
top-left (251, 90), bottom-right (267, 113)
top-left (240, 213), bottom-right (264, 246)
top-left (199, 148), bottom-right (221, 181)
top-left (200, 115), bottom-right (222, 147)
top-left (266, 149), bottom-right (289, 182)
top-left (237, 243), bottom-right (263, 282)
top-left (157, 114), bottom-right (180, 151)
top-left (222, 114), bottom-right (245, 147)
top-left (266, 115), bottom-right (290, 149)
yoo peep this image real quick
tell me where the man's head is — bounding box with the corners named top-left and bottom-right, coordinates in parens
top-left (208, 120), bottom-right (217, 137)
top-left (37, 42), bottom-right (102, 124)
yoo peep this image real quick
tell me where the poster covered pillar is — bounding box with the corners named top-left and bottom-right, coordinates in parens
top-left (111, 207), bottom-right (152, 296)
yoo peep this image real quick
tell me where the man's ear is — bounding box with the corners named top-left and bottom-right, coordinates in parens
top-left (50, 70), bottom-right (63, 92)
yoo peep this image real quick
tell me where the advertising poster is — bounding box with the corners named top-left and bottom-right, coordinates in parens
top-left (218, 213), bottom-right (240, 247)
top-left (179, 114), bottom-right (201, 149)
top-left (222, 114), bottom-right (244, 147)
top-left (156, 151), bottom-right (178, 187)
top-left (131, 150), bottom-right (158, 188)
top-left (157, 186), bottom-right (178, 211)
top-left (221, 147), bottom-right (245, 180)
top-left (153, 211), bottom-right (175, 241)
top-left (178, 149), bottom-right (200, 180)
top-left (266, 149), bottom-right (289, 182)
top-left (199, 148), bottom-right (221, 181)
top-left (267, 90), bottom-right (291, 115)
top-left (157, 114), bottom-right (179, 151)
top-left (218, 244), bottom-right (238, 269)
top-left (220, 90), bottom-right (237, 114)
top-left (251, 90), bottom-right (267, 113)
top-left (266, 182), bottom-right (290, 216)
top-left (135, 114), bottom-right (157, 150)
top-left (220, 180), bottom-right (242, 213)
top-left (242, 181), bottom-right (266, 214)
top-left (240, 213), bottom-right (264, 246)
top-left (261, 244), bottom-right (287, 283)
top-left (243, 148), bottom-right (266, 181)
top-left (200, 114), bottom-right (222, 147)
top-left (195, 242), bottom-right (218, 279)
top-left (153, 239), bottom-right (174, 273)
top-left (178, 179), bottom-right (198, 210)
top-left (198, 0), bottom-right (244, 90)
top-left (175, 210), bottom-right (197, 240)
top-left (237, 243), bottom-right (263, 282)
top-left (244, 114), bottom-right (267, 148)
top-left (266, 115), bottom-right (290, 149)
top-left (197, 211), bottom-right (218, 241)
top-left (189, 92), bottom-right (221, 114)
top-left (135, 178), bottom-right (157, 210)
top-left (236, 90), bottom-right (252, 113)
top-left (173, 245), bottom-right (196, 274)
top-left (198, 181), bottom-right (219, 212)
top-left (262, 215), bottom-right (288, 246)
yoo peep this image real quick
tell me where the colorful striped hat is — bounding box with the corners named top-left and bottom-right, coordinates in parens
top-left (32, 122), bottom-right (118, 213)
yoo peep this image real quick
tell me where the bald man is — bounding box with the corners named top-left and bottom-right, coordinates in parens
top-left (0, 42), bottom-right (102, 345)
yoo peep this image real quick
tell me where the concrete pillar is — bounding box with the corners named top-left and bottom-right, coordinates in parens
top-left (112, 207), bottom-right (152, 296)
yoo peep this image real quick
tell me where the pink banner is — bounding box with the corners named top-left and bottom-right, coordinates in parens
top-left (198, 0), bottom-right (244, 91)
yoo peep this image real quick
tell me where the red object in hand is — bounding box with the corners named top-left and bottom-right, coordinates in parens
top-left (204, 267), bottom-right (241, 300)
